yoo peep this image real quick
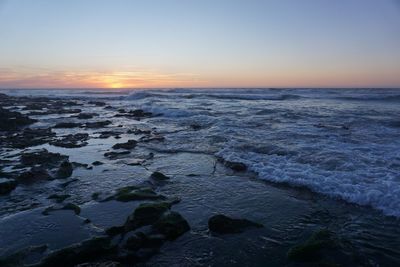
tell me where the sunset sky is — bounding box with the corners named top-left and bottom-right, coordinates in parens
top-left (0, 0), bottom-right (399, 89)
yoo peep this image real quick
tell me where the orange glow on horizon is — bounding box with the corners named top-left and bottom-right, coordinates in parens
top-left (0, 68), bottom-right (206, 89)
top-left (0, 67), bottom-right (399, 89)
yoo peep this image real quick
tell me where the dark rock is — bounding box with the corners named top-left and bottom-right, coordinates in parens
top-left (104, 151), bottom-right (130, 159)
top-left (0, 178), bottom-right (18, 195)
top-left (153, 212), bottom-right (190, 240)
top-left (224, 161), bottom-right (247, 171)
top-left (50, 133), bottom-right (89, 148)
top-left (127, 128), bottom-right (151, 135)
top-left (20, 149), bottom-right (68, 168)
top-left (43, 203), bottom-right (81, 215)
top-left (48, 194), bottom-right (70, 203)
top-left (88, 101), bottom-right (106, 106)
top-left (112, 186), bottom-right (165, 202)
top-left (124, 232), bottom-right (165, 251)
top-left (190, 124), bottom-right (202, 130)
top-left (112, 140), bottom-right (137, 150)
top-left (0, 107), bottom-right (36, 131)
top-left (92, 161), bottom-right (103, 166)
top-left (91, 192), bottom-right (100, 200)
top-left (129, 109), bottom-right (152, 117)
top-left (139, 135), bottom-right (165, 143)
top-left (287, 229), bottom-right (339, 262)
top-left (150, 171), bottom-right (170, 181)
top-left (2, 128), bottom-right (55, 148)
top-left (131, 202), bottom-right (171, 226)
top-left (208, 214), bottom-right (263, 234)
top-left (75, 113), bottom-right (97, 119)
top-left (54, 122), bottom-right (82, 128)
top-left (98, 131), bottom-right (121, 139)
top-left (17, 167), bottom-right (52, 183)
top-left (76, 261), bottom-right (121, 267)
top-left (56, 161), bottom-right (73, 178)
top-left (35, 237), bottom-right (114, 267)
top-left (84, 121), bottom-right (111, 128)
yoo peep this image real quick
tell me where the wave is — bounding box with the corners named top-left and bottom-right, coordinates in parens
top-left (215, 147), bottom-right (400, 217)
top-left (125, 90), bottom-right (304, 101)
top-left (335, 94), bottom-right (400, 102)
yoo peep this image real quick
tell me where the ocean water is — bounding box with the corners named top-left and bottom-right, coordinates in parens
top-left (3, 88), bottom-right (400, 217)
top-left (119, 88), bottom-right (400, 217)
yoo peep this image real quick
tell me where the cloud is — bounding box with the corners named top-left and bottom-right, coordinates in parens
top-left (0, 67), bottom-right (205, 88)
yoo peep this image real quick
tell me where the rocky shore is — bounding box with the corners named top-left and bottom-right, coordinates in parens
top-left (0, 92), bottom-right (399, 267)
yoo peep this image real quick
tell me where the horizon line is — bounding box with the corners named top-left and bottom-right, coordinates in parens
top-left (1, 87), bottom-right (400, 90)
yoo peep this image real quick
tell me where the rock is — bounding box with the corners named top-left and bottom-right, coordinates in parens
top-left (149, 171), bottom-right (170, 181)
top-left (208, 214), bottom-right (263, 234)
top-left (112, 186), bottom-right (165, 202)
top-left (20, 149), bottom-right (69, 167)
top-left (129, 109), bottom-right (152, 117)
top-left (131, 202), bottom-right (172, 226)
top-left (0, 107), bottom-right (36, 131)
top-left (57, 161), bottom-right (73, 178)
top-left (98, 131), bottom-right (121, 139)
top-left (17, 167), bottom-right (52, 183)
top-left (139, 135), bottom-right (165, 143)
top-left (92, 161), bottom-right (103, 166)
top-left (84, 121), bottom-right (111, 128)
top-left (124, 232), bottom-right (165, 251)
top-left (48, 194), bottom-right (70, 203)
top-left (112, 140), bottom-right (137, 150)
top-left (224, 161), bottom-right (247, 171)
top-left (91, 192), bottom-right (100, 200)
top-left (43, 203), bottom-right (81, 215)
top-left (0, 244), bottom-right (48, 267)
top-left (190, 124), bottom-right (202, 130)
top-left (104, 151), bottom-right (130, 159)
top-left (0, 178), bottom-right (18, 195)
top-left (54, 122), bottom-right (82, 128)
top-left (35, 237), bottom-right (114, 267)
top-left (50, 133), bottom-right (89, 148)
top-left (75, 113), bottom-right (97, 119)
top-left (287, 229), bottom-right (338, 262)
top-left (127, 128), bottom-right (151, 135)
top-left (76, 261), bottom-right (121, 267)
top-left (2, 128), bottom-right (55, 148)
top-left (88, 101), bottom-right (106, 106)
top-left (62, 203), bottom-right (81, 215)
top-left (153, 212), bottom-right (190, 240)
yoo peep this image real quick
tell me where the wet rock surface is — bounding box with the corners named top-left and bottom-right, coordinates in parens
top-left (0, 178), bottom-right (17, 195)
top-left (208, 214), bottom-right (263, 234)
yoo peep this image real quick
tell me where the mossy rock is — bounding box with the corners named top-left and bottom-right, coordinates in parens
top-left (208, 214), bottom-right (263, 234)
top-left (287, 229), bottom-right (339, 262)
top-left (153, 212), bottom-right (190, 240)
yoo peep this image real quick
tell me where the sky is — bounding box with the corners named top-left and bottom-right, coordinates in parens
top-left (0, 0), bottom-right (399, 89)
